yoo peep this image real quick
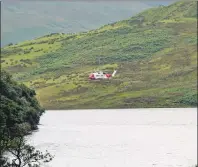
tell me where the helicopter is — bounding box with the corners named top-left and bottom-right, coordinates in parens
top-left (88, 56), bottom-right (117, 80)
top-left (89, 70), bottom-right (117, 80)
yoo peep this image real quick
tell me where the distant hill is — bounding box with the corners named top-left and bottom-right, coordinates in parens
top-left (1, 1), bottom-right (197, 109)
top-left (1, 1), bottom-right (175, 47)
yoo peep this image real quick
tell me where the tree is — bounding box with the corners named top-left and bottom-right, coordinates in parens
top-left (0, 125), bottom-right (54, 167)
top-left (4, 137), bottom-right (54, 167)
top-left (7, 43), bottom-right (13, 46)
top-left (0, 70), bottom-right (54, 167)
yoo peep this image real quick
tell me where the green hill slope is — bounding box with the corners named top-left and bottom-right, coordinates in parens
top-left (1, 1), bottom-right (197, 109)
top-left (2, 1), bottom-right (156, 47)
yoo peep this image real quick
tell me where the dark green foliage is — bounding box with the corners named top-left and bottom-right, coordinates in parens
top-left (177, 93), bottom-right (197, 106)
top-left (0, 70), bottom-right (44, 132)
top-left (7, 43), bottom-right (13, 46)
top-left (0, 70), bottom-right (48, 166)
top-left (1, 48), bottom-right (23, 57)
top-left (24, 50), bottom-right (31, 54)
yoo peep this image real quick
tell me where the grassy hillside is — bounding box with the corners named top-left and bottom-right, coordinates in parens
top-left (1, 1), bottom-right (197, 109)
top-left (2, 1), bottom-right (158, 47)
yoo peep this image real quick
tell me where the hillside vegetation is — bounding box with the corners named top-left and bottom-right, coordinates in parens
top-left (1, 1), bottom-right (197, 109)
top-left (2, 1), bottom-right (154, 47)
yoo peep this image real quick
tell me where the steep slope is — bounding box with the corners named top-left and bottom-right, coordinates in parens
top-left (2, 1), bottom-right (158, 47)
top-left (1, 1), bottom-right (197, 109)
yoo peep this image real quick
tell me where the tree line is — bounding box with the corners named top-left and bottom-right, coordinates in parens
top-left (0, 70), bottom-right (54, 167)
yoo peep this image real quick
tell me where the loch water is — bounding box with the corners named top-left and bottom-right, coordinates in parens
top-left (29, 108), bottom-right (197, 167)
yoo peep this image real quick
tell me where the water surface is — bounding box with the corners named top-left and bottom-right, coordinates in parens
top-left (29, 108), bottom-right (197, 167)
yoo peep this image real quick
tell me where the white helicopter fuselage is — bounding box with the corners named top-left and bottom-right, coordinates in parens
top-left (89, 70), bottom-right (117, 80)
